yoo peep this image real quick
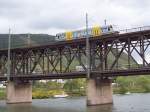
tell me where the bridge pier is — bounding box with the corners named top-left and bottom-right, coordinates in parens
top-left (6, 81), bottom-right (32, 104)
top-left (87, 78), bottom-right (113, 106)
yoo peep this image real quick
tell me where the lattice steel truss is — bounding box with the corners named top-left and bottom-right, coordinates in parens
top-left (0, 29), bottom-right (150, 80)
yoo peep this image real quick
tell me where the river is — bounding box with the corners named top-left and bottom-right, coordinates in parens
top-left (0, 93), bottom-right (150, 112)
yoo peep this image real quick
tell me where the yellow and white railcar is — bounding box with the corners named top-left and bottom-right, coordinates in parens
top-left (55, 25), bottom-right (115, 41)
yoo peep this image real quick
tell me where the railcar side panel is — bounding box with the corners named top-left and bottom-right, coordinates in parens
top-left (55, 25), bottom-right (116, 41)
top-left (91, 26), bottom-right (102, 36)
top-left (65, 32), bottom-right (73, 40)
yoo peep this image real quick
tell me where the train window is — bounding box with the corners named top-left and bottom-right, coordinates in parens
top-left (62, 34), bottom-right (65, 38)
top-left (102, 27), bottom-right (107, 33)
top-left (73, 32), bottom-right (77, 38)
top-left (87, 29), bottom-right (90, 35)
top-left (81, 31), bottom-right (83, 36)
top-left (75, 32), bottom-right (76, 36)
top-left (83, 30), bottom-right (86, 36)
top-left (74, 32), bottom-right (78, 38)
top-left (78, 31), bottom-right (82, 38)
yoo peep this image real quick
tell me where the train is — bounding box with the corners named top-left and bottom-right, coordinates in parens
top-left (55, 25), bottom-right (117, 41)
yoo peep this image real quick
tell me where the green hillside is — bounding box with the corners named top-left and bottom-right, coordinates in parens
top-left (34, 49), bottom-right (137, 73)
top-left (61, 48), bottom-right (137, 71)
top-left (107, 48), bottom-right (138, 69)
top-left (0, 34), bottom-right (55, 50)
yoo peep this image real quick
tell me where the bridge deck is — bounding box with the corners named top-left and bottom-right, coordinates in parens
top-left (0, 29), bottom-right (150, 53)
top-left (0, 68), bottom-right (150, 81)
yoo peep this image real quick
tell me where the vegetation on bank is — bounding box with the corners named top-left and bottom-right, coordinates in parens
top-left (32, 81), bottom-right (63, 99)
top-left (31, 76), bottom-right (150, 98)
top-left (32, 79), bottom-right (86, 99)
top-left (114, 76), bottom-right (150, 94)
top-left (0, 89), bottom-right (6, 100)
top-left (30, 76), bottom-right (150, 98)
top-left (1, 76), bottom-right (150, 100)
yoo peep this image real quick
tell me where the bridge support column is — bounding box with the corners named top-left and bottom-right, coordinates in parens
top-left (6, 81), bottom-right (32, 104)
top-left (87, 78), bottom-right (113, 106)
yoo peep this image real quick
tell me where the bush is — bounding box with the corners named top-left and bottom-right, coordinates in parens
top-left (0, 89), bottom-right (6, 99)
top-left (32, 89), bottom-right (64, 99)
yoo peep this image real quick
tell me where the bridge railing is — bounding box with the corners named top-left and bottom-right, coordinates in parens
top-left (119, 26), bottom-right (150, 34)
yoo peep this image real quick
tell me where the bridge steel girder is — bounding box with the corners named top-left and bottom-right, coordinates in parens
top-left (0, 30), bottom-right (150, 80)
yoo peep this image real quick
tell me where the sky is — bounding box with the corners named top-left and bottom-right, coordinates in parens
top-left (0, 0), bottom-right (150, 34)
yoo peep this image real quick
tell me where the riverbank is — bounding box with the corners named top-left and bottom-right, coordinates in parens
top-left (0, 76), bottom-right (150, 100)
top-left (0, 89), bottom-right (85, 100)
top-left (32, 89), bottom-right (85, 99)
top-left (0, 88), bottom-right (150, 100)
top-left (113, 88), bottom-right (150, 94)
top-left (32, 89), bottom-right (67, 99)
top-left (0, 89), bottom-right (5, 100)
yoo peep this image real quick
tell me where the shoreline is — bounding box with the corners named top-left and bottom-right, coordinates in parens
top-left (1, 90), bottom-right (150, 100)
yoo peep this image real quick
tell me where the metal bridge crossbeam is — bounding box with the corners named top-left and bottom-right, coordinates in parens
top-left (0, 29), bottom-right (150, 80)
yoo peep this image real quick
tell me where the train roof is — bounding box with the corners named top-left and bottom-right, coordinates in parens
top-left (56, 25), bottom-right (113, 35)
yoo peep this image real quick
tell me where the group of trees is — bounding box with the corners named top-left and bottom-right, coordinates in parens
top-left (33, 79), bottom-right (86, 92)
top-left (63, 79), bottom-right (86, 92)
top-left (114, 76), bottom-right (150, 94)
top-left (32, 75), bottom-right (150, 99)
top-left (1, 76), bottom-right (150, 99)
top-left (32, 79), bottom-right (86, 98)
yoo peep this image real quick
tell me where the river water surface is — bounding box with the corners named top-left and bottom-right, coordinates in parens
top-left (0, 93), bottom-right (150, 112)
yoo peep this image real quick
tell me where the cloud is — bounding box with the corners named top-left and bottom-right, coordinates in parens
top-left (0, 0), bottom-right (149, 34)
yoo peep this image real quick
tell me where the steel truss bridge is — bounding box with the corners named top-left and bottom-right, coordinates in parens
top-left (1, 26), bottom-right (150, 81)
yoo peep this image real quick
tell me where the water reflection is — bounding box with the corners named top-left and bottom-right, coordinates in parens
top-left (5, 98), bottom-right (86, 112)
top-left (87, 104), bottom-right (113, 112)
top-left (6, 103), bottom-right (35, 112)
top-left (0, 94), bottom-right (150, 112)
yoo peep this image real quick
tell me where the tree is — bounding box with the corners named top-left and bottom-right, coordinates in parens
top-left (136, 76), bottom-right (150, 92)
top-left (63, 79), bottom-right (86, 92)
top-left (116, 77), bottom-right (133, 94)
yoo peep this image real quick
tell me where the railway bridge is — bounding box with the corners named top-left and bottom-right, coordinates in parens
top-left (1, 26), bottom-right (150, 105)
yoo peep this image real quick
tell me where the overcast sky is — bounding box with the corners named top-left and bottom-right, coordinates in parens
top-left (0, 0), bottom-right (150, 34)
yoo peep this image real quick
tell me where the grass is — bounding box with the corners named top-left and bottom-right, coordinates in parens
top-left (32, 89), bottom-right (64, 99)
top-left (0, 89), bottom-right (6, 100)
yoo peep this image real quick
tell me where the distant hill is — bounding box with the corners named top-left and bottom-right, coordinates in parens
top-left (0, 34), bottom-right (55, 49)
top-left (62, 48), bottom-right (138, 71)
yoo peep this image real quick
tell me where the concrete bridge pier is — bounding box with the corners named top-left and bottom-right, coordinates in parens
top-left (87, 78), bottom-right (113, 106)
top-left (6, 81), bottom-right (32, 104)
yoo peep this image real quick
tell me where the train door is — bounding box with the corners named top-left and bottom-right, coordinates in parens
top-left (65, 32), bottom-right (73, 40)
top-left (91, 26), bottom-right (102, 36)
